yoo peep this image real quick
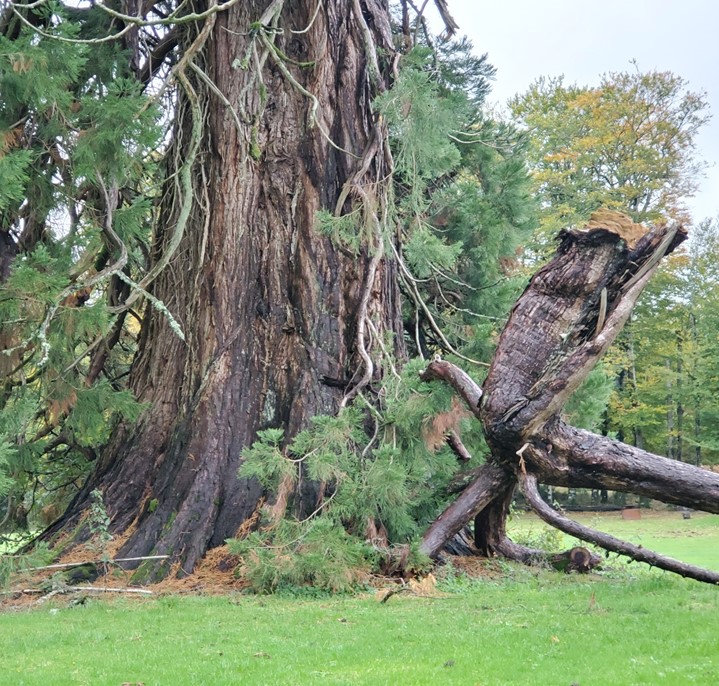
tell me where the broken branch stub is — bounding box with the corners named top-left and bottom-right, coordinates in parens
top-left (481, 214), bottom-right (686, 454)
top-left (419, 212), bottom-right (719, 583)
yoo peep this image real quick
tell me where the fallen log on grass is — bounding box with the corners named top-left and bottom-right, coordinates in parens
top-left (521, 473), bottom-right (719, 584)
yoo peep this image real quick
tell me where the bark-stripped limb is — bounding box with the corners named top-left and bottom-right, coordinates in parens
top-left (420, 464), bottom-right (513, 558)
top-left (521, 473), bottom-right (719, 585)
top-left (446, 429), bottom-right (471, 462)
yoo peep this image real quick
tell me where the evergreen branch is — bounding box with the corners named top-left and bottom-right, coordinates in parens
top-left (299, 487), bottom-right (338, 523)
top-left (427, 261), bottom-right (477, 290)
top-left (8, 0), bottom-right (237, 57)
top-left (95, 0), bottom-right (243, 27)
top-left (61, 333), bottom-right (105, 377)
top-left (414, 306), bottom-right (424, 360)
top-left (433, 275), bottom-right (507, 321)
top-left (10, 0), bottom-right (243, 38)
top-left (28, 178), bottom-right (127, 370)
top-left (447, 131), bottom-right (515, 153)
top-left (354, 388), bottom-right (392, 460)
top-left (10, 5), bottom-right (135, 45)
top-left (391, 242), bottom-right (490, 367)
top-left (6, 0), bottom-right (46, 8)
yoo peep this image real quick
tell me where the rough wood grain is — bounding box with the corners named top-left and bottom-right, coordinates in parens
top-left (419, 212), bottom-right (719, 583)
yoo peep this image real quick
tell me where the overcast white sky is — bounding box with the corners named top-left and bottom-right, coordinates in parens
top-left (432, 0), bottom-right (719, 224)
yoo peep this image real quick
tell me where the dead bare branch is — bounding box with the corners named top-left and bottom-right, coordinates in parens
top-left (521, 473), bottom-right (719, 585)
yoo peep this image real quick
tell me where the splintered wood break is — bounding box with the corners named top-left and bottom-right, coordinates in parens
top-left (583, 208), bottom-right (648, 248)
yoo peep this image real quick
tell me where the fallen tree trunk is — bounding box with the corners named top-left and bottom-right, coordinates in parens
top-left (524, 422), bottom-right (719, 512)
top-left (420, 211), bottom-right (719, 585)
top-left (546, 546), bottom-right (600, 574)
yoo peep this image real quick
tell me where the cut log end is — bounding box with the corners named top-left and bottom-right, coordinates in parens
top-left (549, 546), bottom-right (601, 574)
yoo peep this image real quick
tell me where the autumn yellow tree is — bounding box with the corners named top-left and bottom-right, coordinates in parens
top-left (510, 68), bottom-right (709, 248)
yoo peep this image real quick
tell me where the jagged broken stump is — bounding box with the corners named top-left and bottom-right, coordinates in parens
top-left (419, 210), bottom-right (719, 585)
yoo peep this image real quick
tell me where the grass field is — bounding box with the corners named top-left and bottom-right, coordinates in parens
top-left (1, 512), bottom-right (718, 686)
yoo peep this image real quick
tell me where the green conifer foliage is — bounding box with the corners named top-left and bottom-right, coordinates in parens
top-left (0, 5), bottom-right (160, 533)
top-left (375, 42), bottom-right (535, 363)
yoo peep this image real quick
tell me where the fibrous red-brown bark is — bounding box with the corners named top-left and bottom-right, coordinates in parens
top-left (420, 212), bottom-right (719, 584)
top-left (46, 0), bottom-right (402, 579)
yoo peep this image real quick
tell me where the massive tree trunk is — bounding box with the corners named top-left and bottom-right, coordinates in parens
top-left (420, 211), bottom-right (719, 585)
top-left (45, 0), bottom-right (402, 579)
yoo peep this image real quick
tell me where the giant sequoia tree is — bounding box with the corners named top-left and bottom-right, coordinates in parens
top-left (3, 0), bottom-right (719, 587)
top-left (84, 0), bottom-right (408, 576)
top-left (2, 0), bottom-right (412, 576)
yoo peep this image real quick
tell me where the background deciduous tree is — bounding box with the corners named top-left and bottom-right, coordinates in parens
top-left (608, 217), bottom-right (719, 466)
top-left (510, 69), bottom-right (709, 250)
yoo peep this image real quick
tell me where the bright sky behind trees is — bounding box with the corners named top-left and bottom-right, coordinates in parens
top-left (441, 0), bottom-right (719, 223)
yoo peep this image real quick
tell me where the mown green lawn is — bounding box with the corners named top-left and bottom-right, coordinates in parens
top-left (2, 512), bottom-right (718, 686)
